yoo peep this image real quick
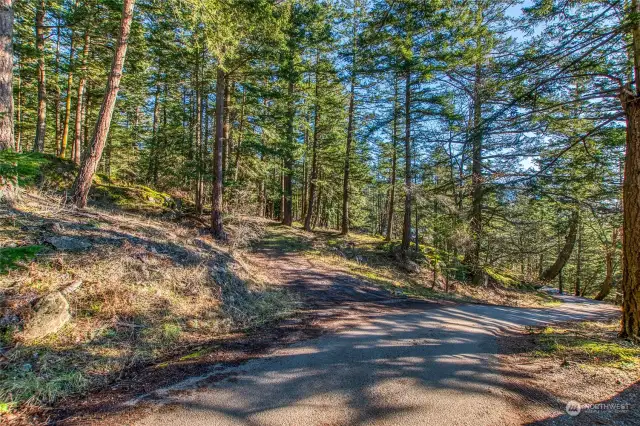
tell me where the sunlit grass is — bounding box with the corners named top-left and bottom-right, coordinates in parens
top-left (528, 321), bottom-right (640, 369)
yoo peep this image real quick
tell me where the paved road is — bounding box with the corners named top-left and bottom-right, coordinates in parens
top-left (131, 290), bottom-right (617, 426)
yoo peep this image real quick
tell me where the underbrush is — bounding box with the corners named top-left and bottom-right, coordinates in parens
top-left (0, 192), bottom-right (297, 414)
top-left (527, 320), bottom-right (640, 369)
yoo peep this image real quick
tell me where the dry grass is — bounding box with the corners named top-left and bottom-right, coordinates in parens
top-left (525, 320), bottom-right (640, 369)
top-left (0, 191), bottom-right (297, 413)
top-left (498, 319), bottom-right (640, 425)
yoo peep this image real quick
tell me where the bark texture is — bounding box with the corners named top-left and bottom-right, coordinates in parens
top-left (595, 228), bottom-right (619, 301)
top-left (341, 4), bottom-right (358, 235)
top-left (282, 78), bottom-right (294, 227)
top-left (0, 0), bottom-right (13, 151)
top-left (72, 32), bottom-right (90, 164)
top-left (304, 66), bottom-right (320, 232)
top-left (60, 35), bottom-right (74, 158)
top-left (71, 0), bottom-right (135, 208)
top-left (33, 0), bottom-right (46, 153)
top-left (469, 61), bottom-right (484, 285)
top-left (385, 76), bottom-right (399, 242)
top-left (620, 89), bottom-right (640, 342)
top-left (400, 71), bottom-right (412, 255)
top-left (211, 66), bottom-right (225, 239)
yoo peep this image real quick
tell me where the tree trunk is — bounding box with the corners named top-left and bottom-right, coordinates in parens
top-left (341, 4), bottom-right (358, 235)
top-left (469, 61), bottom-right (484, 285)
top-left (558, 267), bottom-right (564, 295)
top-left (595, 228), bottom-right (619, 301)
top-left (73, 32), bottom-right (89, 165)
top-left (282, 78), bottom-right (294, 226)
top-left (414, 173), bottom-right (419, 251)
top-left (211, 65), bottom-right (225, 239)
top-left (386, 76), bottom-right (399, 242)
top-left (304, 62), bottom-right (320, 232)
top-left (71, 0), bottom-right (135, 208)
top-left (540, 211), bottom-right (579, 282)
top-left (575, 219), bottom-right (582, 296)
top-left (222, 79), bottom-right (231, 180)
top-left (33, 0), bottom-right (46, 153)
top-left (59, 34), bottom-right (74, 158)
top-left (147, 80), bottom-right (161, 184)
top-left (232, 86), bottom-right (245, 181)
top-left (194, 45), bottom-right (203, 215)
top-left (0, 0), bottom-right (13, 151)
top-left (620, 88), bottom-right (640, 341)
top-left (401, 71), bottom-right (412, 255)
top-left (15, 63), bottom-right (20, 151)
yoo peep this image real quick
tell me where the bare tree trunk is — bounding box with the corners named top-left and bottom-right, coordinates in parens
top-left (15, 63), bottom-right (20, 151)
top-left (575, 219), bottom-right (582, 296)
top-left (596, 228), bottom-right (619, 301)
top-left (0, 0), bottom-right (13, 151)
top-left (401, 71), bottom-right (412, 256)
top-left (146, 80), bottom-right (160, 184)
top-left (83, 79), bottom-right (91, 149)
top-left (540, 211), bottom-right (579, 282)
top-left (341, 2), bottom-right (358, 235)
top-left (194, 43), bottom-right (203, 215)
top-left (233, 86), bottom-right (245, 181)
top-left (386, 76), bottom-right (399, 242)
top-left (60, 34), bottom-right (74, 158)
top-left (72, 32), bottom-right (89, 164)
top-left (282, 78), bottom-right (294, 226)
top-left (469, 61), bottom-right (484, 285)
top-left (304, 59), bottom-right (320, 232)
top-left (222, 79), bottom-right (231, 179)
top-left (71, 0), bottom-right (135, 207)
top-left (33, 0), bottom-right (46, 153)
top-left (558, 267), bottom-right (564, 295)
top-left (212, 65), bottom-right (225, 239)
top-left (620, 88), bottom-right (640, 341)
top-left (618, 0), bottom-right (640, 341)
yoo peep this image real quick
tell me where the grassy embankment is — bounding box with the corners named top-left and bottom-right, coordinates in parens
top-left (0, 152), bottom-right (296, 415)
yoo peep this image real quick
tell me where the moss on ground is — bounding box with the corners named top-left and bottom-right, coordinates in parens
top-left (0, 245), bottom-right (45, 274)
top-left (0, 151), bottom-right (76, 191)
top-left (529, 321), bottom-right (640, 369)
top-left (0, 152), bottom-right (175, 214)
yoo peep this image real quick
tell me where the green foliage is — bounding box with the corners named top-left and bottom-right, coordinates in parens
top-left (0, 245), bottom-right (45, 274)
top-left (161, 323), bottom-right (182, 342)
top-left (485, 268), bottom-right (518, 287)
top-left (530, 322), bottom-right (640, 369)
top-left (0, 152), bottom-right (75, 190)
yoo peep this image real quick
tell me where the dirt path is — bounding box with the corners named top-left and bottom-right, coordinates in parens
top-left (54, 231), bottom-right (621, 425)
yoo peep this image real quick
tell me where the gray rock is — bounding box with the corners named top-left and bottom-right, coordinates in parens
top-left (22, 292), bottom-right (71, 340)
top-left (402, 260), bottom-right (421, 274)
top-left (61, 279), bottom-right (83, 295)
top-left (50, 223), bottom-right (64, 233)
top-left (45, 236), bottom-right (91, 251)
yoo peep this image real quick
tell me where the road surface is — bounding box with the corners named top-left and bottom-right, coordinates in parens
top-left (129, 280), bottom-right (617, 426)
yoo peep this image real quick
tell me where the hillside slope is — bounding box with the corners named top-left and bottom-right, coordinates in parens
top-left (0, 153), bottom-right (296, 420)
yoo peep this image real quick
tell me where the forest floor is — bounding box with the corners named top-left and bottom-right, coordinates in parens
top-left (1, 153), bottom-right (637, 424)
top-left (498, 317), bottom-right (640, 425)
